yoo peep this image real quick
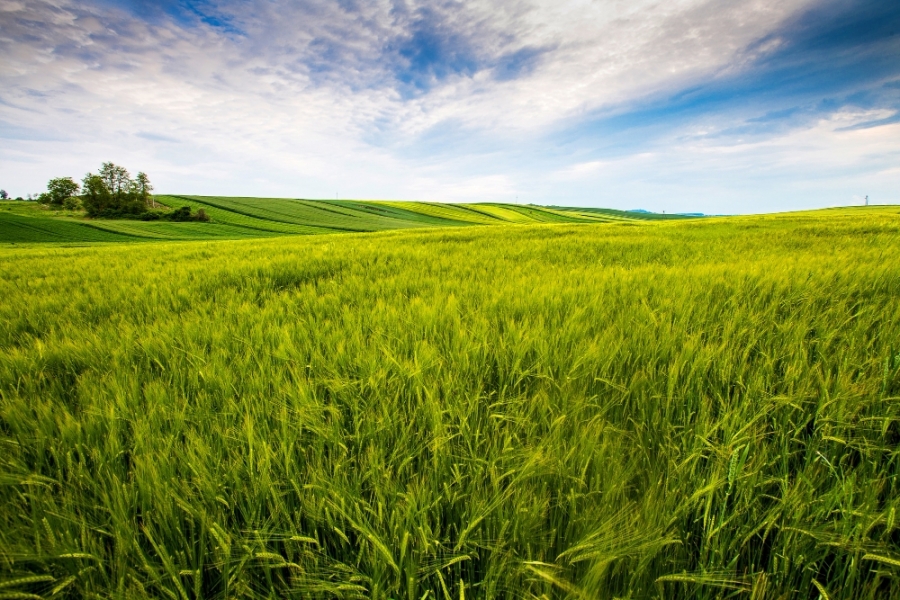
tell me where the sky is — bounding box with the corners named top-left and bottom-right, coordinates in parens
top-left (0, 0), bottom-right (898, 213)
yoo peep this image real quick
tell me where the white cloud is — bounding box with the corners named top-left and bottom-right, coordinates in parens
top-left (531, 110), bottom-right (900, 213)
top-left (0, 0), bottom-right (896, 211)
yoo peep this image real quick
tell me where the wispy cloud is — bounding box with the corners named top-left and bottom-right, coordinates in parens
top-left (0, 0), bottom-right (897, 210)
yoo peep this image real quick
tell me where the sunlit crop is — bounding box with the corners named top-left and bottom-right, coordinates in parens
top-left (1, 207), bottom-right (899, 598)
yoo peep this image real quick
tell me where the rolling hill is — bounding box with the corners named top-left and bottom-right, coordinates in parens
top-left (0, 196), bottom-right (697, 243)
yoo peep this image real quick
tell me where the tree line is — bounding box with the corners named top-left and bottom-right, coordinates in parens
top-left (12, 162), bottom-right (208, 222)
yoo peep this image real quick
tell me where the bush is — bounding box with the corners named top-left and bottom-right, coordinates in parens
top-left (165, 206), bottom-right (209, 222)
top-left (169, 206), bottom-right (193, 221)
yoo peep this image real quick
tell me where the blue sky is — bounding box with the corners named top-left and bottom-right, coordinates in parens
top-left (0, 0), bottom-right (898, 213)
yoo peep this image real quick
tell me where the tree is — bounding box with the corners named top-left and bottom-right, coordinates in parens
top-left (38, 177), bottom-right (80, 208)
top-left (99, 162), bottom-right (131, 196)
top-left (81, 174), bottom-right (113, 216)
top-left (0, 190), bottom-right (8, 200)
top-left (135, 172), bottom-right (155, 208)
top-left (81, 163), bottom-right (150, 216)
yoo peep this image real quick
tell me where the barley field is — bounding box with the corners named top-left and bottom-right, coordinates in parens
top-left (1, 207), bottom-right (899, 598)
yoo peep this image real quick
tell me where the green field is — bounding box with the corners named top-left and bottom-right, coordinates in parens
top-left (1, 205), bottom-right (900, 598)
top-left (0, 197), bottom-right (691, 244)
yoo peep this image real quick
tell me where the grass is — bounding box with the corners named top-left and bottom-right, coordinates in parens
top-left (0, 211), bottom-right (141, 243)
top-left (0, 206), bottom-right (899, 598)
top-left (0, 197), bottom-right (682, 244)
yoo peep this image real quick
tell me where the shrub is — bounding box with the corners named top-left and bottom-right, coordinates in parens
top-left (165, 206), bottom-right (209, 222)
top-left (169, 206), bottom-right (193, 221)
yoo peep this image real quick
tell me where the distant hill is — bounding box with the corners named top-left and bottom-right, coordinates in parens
top-left (0, 197), bottom-right (703, 243)
top-left (549, 205), bottom-right (698, 221)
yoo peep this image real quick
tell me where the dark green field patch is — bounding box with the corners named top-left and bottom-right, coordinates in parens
top-left (0, 212), bottom-right (141, 243)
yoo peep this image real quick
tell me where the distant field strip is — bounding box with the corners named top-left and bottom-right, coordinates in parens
top-left (1, 197), bottom-right (684, 243)
top-left (551, 206), bottom-right (697, 220)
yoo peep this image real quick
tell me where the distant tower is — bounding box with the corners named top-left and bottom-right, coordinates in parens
top-left (865, 195), bottom-right (869, 206)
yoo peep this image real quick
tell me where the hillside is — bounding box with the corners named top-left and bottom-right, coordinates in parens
top-left (0, 196), bottom-right (695, 243)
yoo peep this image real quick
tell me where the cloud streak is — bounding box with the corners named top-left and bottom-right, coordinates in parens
top-left (0, 0), bottom-right (897, 211)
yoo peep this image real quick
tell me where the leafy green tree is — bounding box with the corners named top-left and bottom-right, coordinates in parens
top-left (135, 172), bottom-right (155, 208)
top-left (99, 162), bottom-right (131, 196)
top-left (0, 190), bottom-right (8, 200)
top-left (81, 163), bottom-right (152, 217)
top-left (38, 177), bottom-right (80, 208)
top-left (81, 174), bottom-right (115, 216)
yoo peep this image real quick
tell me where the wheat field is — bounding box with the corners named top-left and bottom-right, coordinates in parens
top-left (1, 207), bottom-right (899, 598)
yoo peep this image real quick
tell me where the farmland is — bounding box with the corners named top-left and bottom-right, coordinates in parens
top-left (1, 205), bottom-right (900, 598)
top-left (0, 197), bottom-right (684, 244)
